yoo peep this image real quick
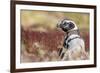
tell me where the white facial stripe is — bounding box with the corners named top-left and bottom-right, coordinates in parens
top-left (58, 19), bottom-right (78, 31)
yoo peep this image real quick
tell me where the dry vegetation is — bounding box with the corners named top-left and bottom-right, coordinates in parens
top-left (20, 10), bottom-right (89, 63)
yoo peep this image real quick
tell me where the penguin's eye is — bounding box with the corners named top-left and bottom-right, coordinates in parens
top-left (64, 22), bottom-right (71, 28)
top-left (60, 22), bottom-right (67, 28)
top-left (63, 22), bottom-right (69, 27)
top-left (63, 22), bottom-right (67, 25)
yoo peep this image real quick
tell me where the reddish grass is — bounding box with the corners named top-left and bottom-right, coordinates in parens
top-left (21, 28), bottom-right (89, 62)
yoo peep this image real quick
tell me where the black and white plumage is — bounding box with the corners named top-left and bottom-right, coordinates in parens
top-left (57, 19), bottom-right (88, 60)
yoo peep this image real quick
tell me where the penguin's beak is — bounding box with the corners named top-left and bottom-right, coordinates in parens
top-left (57, 23), bottom-right (60, 28)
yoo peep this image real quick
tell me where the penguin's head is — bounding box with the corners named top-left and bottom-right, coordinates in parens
top-left (57, 19), bottom-right (78, 32)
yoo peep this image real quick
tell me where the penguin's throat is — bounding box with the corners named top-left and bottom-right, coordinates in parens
top-left (67, 30), bottom-right (80, 37)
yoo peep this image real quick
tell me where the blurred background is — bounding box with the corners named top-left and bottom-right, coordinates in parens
top-left (21, 10), bottom-right (90, 63)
